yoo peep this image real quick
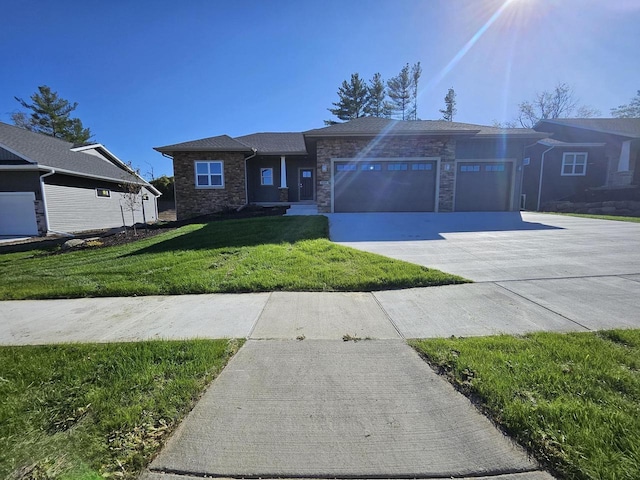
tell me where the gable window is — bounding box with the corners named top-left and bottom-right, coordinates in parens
top-left (195, 161), bottom-right (224, 188)
top-left (562, 153), bottom-right (587, 176)
top-left (261, 168), bottom-right (273, 186)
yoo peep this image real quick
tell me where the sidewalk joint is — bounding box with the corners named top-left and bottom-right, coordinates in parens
top-left (494, 282), bottom-right (591, 332)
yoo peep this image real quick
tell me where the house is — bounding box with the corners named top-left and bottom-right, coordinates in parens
top-left (0, 122), bottom-right (160, 236)
top-left (155, 117), bottom-right (547, 219)
top-left (522, 118), bottom-right (640, 211)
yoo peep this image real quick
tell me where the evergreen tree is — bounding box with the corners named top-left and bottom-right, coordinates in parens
top-left (409, 62), bottom-right (422, 120)
top-left (387, 64), bottom-right (412, 120)
top-left (440, 87), bottom-right (457, 122)
top-left (364, 73), bottom-right (391, 117)
top-left (327, 73), bottom-right (368, 122)
top-left (611, 90), bottom-right (640, 118)
top-left (12, 85), bottom-right (92, 144)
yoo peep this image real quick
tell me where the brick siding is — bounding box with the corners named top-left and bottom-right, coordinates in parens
top-left (173, 152), bottom-right (246, 220)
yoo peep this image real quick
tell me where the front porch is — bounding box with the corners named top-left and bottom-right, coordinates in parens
top-left (247, 155), bottom-right (316, 204)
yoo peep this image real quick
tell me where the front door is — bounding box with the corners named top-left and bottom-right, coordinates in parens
top-left (299, 168), bottom-right (314, 200)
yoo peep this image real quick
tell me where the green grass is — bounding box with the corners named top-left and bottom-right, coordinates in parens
top-left (0, 339), bottom-right (242, 480)
top-left (0, 216), bottom-right (466, 300)
top-left (411, 330), bottom-right (640, 480)
top-left (547, 212), bottom-right (640, 223)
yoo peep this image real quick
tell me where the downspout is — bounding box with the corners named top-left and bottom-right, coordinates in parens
top-left (520, 141), bottom-right (539, 210)
top-left (536, 146), bottom-right (555, 211)
top-left (239, 148), bottom-right (258, 211)
top-left (39, 168), bottom-right (73, 237)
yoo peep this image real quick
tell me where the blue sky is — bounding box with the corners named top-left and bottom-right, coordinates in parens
top-left (1, 0), bottom-right (638, 179)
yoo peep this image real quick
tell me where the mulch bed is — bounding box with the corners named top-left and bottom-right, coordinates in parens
top-left (2, 206), bottom-right (288, 254)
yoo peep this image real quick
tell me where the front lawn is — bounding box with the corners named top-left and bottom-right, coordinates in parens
top-left (411, 330), bottom-right (640, 480)
top-left (0, 339), bottom-right (242, 480)
top-left (0, 216), bottom-right (466, 299)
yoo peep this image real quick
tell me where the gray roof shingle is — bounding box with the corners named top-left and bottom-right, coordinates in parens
top-left (154, 135), bottom-right (252, 153)
top-left (0, 121), bottom-right (148, 185)
top-left (304, 117), bottom-right (544, 138)
top-left (536, 118), bottom-right (640, 138)
top-left (235, 133), bottom-right (307, 155)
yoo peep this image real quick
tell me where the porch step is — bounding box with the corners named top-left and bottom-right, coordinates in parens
top-left (285, 204), bottom-right (319, 216)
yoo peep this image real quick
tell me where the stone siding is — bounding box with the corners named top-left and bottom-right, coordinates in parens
top-left (35, 199), bottom-right (47, 234)
top-left (315, 136), bottom-right (456, 213)
top-left (173, 152), bottom-right (246, 220)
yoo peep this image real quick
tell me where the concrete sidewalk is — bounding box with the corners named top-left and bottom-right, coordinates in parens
top-left (2, 276), bottom-right (639, 345)
top-left (142, 340), bottom-right (553, 480)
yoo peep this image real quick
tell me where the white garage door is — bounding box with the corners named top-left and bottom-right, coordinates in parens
top-left (0, 192), bottom-right (38, 236)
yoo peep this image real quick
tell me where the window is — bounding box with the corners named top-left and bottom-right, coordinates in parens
top-left (485, 164), bottom-right (506, 172)
top-left (387, 163), bottom-right (408, 171)
top-left (336, 164), bottom-right (357, 171)
top-left (96, 188), bottom-right (111, 198)
top-left (195, 161), bottom-right (224, 187)
top-left (460, 165), bottom-right (481, 172)
top-left (361, 163), bottom-right (382, 171)
top-left (260, 168), bottom-right (273, 185)
top-left (562, 153), bottom-right (587, 176)
top-left (411, 163), bottom-right (433, 171)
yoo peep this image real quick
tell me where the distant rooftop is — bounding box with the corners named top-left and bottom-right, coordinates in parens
top-left (536, 118), bottom-right (640, 139)
top-left (0, 121), bottom-right (146, 185)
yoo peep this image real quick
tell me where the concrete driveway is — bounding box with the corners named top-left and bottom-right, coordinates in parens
top-left (328, 212), bottom-right (640, 282)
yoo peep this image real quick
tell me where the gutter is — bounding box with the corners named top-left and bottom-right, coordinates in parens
top-left (240, 148), bottom-right (258, 211)
top-left (38, 168), bottom-right (73, 237)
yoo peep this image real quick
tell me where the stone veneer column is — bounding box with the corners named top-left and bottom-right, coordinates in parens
top-left (437, 138), bottom-right (456, 212)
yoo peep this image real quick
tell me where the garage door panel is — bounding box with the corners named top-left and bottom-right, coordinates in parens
top-left (334, 161), bottom-right (436, 213)
top-left (455, 162), bottom-right (512, 212)
top-left (0, 192), bottom-right (38, 236)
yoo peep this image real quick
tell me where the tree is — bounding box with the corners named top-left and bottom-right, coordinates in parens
top-left (364, 73), bottom-right (391, 117)
top-left (327, 73), bottom-right (368, 122)
top-left (387, 64), bottom-right (412, 120)
top-left (12, 85), bottom-right (92, 144)
top-left (150, 175), bottom-right (175, 200)
top-left (439, 87), bottom-right (457, 122)
top-left (517, 82), bottom-right (599, 128)
top-left (611, 90), bottom-right (640, 118)
top-left (409, 62), bottom-right (422, 121)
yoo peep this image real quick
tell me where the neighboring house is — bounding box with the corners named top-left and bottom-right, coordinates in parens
top-left (155, 117), bottom-right (546, 219)
top-left (522, 118), bottom-right (640, 211)
top-left (0, 122), bottom-right (160, 236)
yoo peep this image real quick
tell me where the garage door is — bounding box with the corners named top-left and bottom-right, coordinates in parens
top-left (334, 160), bottom-right (437, 212)
top-left (455, 162), bottom-right (512, 211)
top-left (0, 192), bottom-right (38, 236)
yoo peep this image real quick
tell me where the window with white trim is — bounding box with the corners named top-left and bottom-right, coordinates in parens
top-left (260, 168), bottom-right (273, 185)
top-left (561, 153), bottom-right (587, 176)
top-left (195, 161), bottom-right (224, 187)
